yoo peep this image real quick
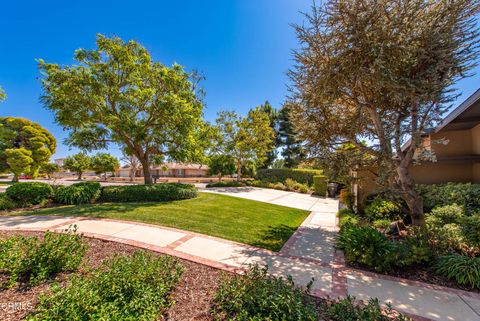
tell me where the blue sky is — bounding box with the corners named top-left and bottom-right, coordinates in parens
top-left (1, 0), bottom-right (479, 161)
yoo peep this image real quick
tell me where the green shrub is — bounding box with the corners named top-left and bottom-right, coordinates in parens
top-left (273, 182), bottom-right (287, 190)
top-left (212, 264), bottom-right (317, 321)
top-left (54, 181), bottom-right (102, 205)
top-left (426, 204), bottom-right (464, 225)
top-left (0, 229), bottom-right (86, 287)
top-left (417, 183), bottom-right (480, 214)
top-left (100, 183), bottom-right (197, 203)
top-left (321, 296), bottom-right (412, 321)
top-left (5, 182), bottom-right (54, 206)
top-left (435, 254), bottom-right (480, 289)
top-left (28, 251), bottom-right (183, 320)
top-left (460, 214), bottom-right (480, 247)
top-left (340, 189), bottom-right (354, 210)
top-left (206, 181), bottom-right (245, 188)
top-left (337, 226), bottom-right (399, 272)
top-left (256, 168), bottom-right (322, 185)
top-left (364, 199), bottom-right (401, 221)
top-left (284, 178), bottom-right (311, 193)
top-left (372, 219), bottom-right (392, 229)
top-left (338, 208), bottom-right (361, 229)
top-left (313, 175), bottom-right (327, 196)
top-left (0, 193), bottom-right (16, 210)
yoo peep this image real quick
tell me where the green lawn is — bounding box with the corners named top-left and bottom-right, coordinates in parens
top-left (14, 193), bottom-right (309, 251)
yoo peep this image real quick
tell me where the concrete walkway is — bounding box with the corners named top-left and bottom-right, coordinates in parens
top-left (0, 188), bottom-right (479, 320)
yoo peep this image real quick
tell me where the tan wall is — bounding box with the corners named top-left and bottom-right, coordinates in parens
top-left (473, 163), bottom-right (480, 183)
top-left (409, 163), bottom-right (473, 184)
top-left (471, 124), bottom-right (480, 154)
top-left (184, 169), bottom-right (208, 177)
top-left (430, 129), bottom-right (473, 157)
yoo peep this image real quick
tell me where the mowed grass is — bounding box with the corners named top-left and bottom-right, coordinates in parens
top-left (14, 193), bottom-right (309, 251)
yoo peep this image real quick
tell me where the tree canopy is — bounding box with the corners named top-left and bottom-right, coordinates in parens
top-left (213, 108), bottom-right (275, 180)
top-left (63, 153), bottom-right (92, 180)
top-left (0, 117), bottom-right (56, 181)
top-left (38, 34), bottom-right (206, 184)
top-left (277, 105), bottom-right (306, 168)
top-left (0, 86), bottom-right (5, 102)
top-left (289, 0), bottom-right (480, 225)
top-left (40, 163), bottom-right (60, 179)
top-left (208, 154), bottom-right (236, 181)
top-left (91, 153), bottom-right (120, 180)
top-left (256, 101), bottom-right (279, 168)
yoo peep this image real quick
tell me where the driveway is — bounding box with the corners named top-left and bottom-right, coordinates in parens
top-left (200, 186), bottom-right (339, 212)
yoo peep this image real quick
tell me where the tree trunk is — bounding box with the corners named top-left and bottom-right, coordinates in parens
top-left (77, 172), bottom-right (82, 180)
top-left (236, 163), bottom-right (242, 182)
top-left (140, 158), bottom-right (152, 184)
top-left (396, 164), bottom-right (425, 226)
top-left (12, 174), bottom-right (18, 182)
top-left (219, 174), bottom-right (222, 182)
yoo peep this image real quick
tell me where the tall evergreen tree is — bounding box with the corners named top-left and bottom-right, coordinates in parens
top-left (277, 106), bottom-right (306, 168)
top-left (257, 101), bottom-right (279, 168)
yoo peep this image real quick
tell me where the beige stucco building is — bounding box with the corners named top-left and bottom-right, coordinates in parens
top-left (117, 162), bottom-right (209, 178)
top-left (355, 88), bottom-right (480, 203)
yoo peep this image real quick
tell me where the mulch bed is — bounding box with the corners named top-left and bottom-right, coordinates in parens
top-left (0, 230), bottom-right (224, 321)
top-left (347, 261), bottom-right (480, 294)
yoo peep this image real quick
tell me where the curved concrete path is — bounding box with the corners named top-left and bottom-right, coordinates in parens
top-left (0, 187), bottom-right (479, 321)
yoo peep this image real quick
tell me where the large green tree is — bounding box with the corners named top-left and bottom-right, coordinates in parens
top-left (0, 117), bottom-right (56, 181)
top-left (63, 153), bottom-right (92, 180)
top-left (289, 0), bottom-right (479, 225)
top-left (277, 106), bottom-right (306, 168)
top-left (91, 153), bottom-right (120, 181)
top-left (208, 154), bottom-right (236, 181)
top-left (213, 108), bottom-right (275, 180)
top-left (39, 34), bottom-right (206, 184)
top-left (40, 163), bottom-right (60, 180)
top-left (257, 101), bottom-right (279, 168)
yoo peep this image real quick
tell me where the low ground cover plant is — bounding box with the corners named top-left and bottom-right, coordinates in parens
top-left (5, 182), bottom-right (54, 207)
top-left (0, 229), bottom-right (86, 287)
top-left (28, 251), bottom-right (183, 320)
top-left (435, 254), bottom-right (480, 289)
top-left (212, 264), bottom-right (317, 321)
top-left (246, 179), bottom-right (312, 194)
top-left (100, 183), bottom-right (198, 202)
top-left (321, 296), bottom-right (412, 321)
top-left (54, 181), bottom-right (101, 205)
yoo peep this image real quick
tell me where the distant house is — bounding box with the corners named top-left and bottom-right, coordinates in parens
top-left (354, 88), bottom-right (480, 203)
top-left (117, 162), bottom-right (209, 178)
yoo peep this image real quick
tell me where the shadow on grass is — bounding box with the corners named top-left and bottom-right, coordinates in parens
top-left (16, 202), bottom-right (168, 218)
top-left (252, 224), bottom-right (297, 252)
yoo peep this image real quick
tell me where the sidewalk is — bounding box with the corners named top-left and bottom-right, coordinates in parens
top-left (0, 195), bottom-right (479, 320)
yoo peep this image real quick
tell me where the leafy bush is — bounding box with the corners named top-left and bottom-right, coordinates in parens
top-left (0, 193), bottom-right (16, 210)
top-left (273, 182), bottom-right (287, 190)
top-left (206, 181), bottom-right (245, 188)
top-left (460, 214), bottom-right (480, 247)
top-left (54, 181), bottom-right (102, 205)
top-left (338, 208), bottom-right (362, 229)
top-left (372, 219), bottom-right (392, 229)
top-left (212, 264), bottom-right (317, 321)
top-left (364, 199), bottom-right (401, 221)
top-left (0, 229), bottom-right (86, 286)
top-left (426, 204), bottom-right (464, 226)
top-left (313, 175), bottom-right (327, 196)
top-left (321, 296), bottom-right (412, 321)
top-left (256, 168), bottom-right (322, 185)
top-left (417, 183), bottom-right (480, 214)
top-left (5, 182), bottom-right (54, 206)
top-left (337, 226), bottom-right (399, 272)
top-left (435, 254), bottom-right (480, 289)
top-left (28, 251), bottom-right (183, 320)
top-left (246, 179), bottom-right (311, 194)
top-left (100, 183), bottom-right (197, 202)
top-left (340, 189), bottom-right (354, 210)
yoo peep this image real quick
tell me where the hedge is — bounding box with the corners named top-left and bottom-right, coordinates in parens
top-left (100, 183), bottom-right (198, 203)
top-left (5, 182), bottom-right (54, 206)
top-left (313, 175), bottom-right (327, 196)
top-left (256, 169), bottom-right (323, 185)
top-left (55, 181), bottom-right (102, 205)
